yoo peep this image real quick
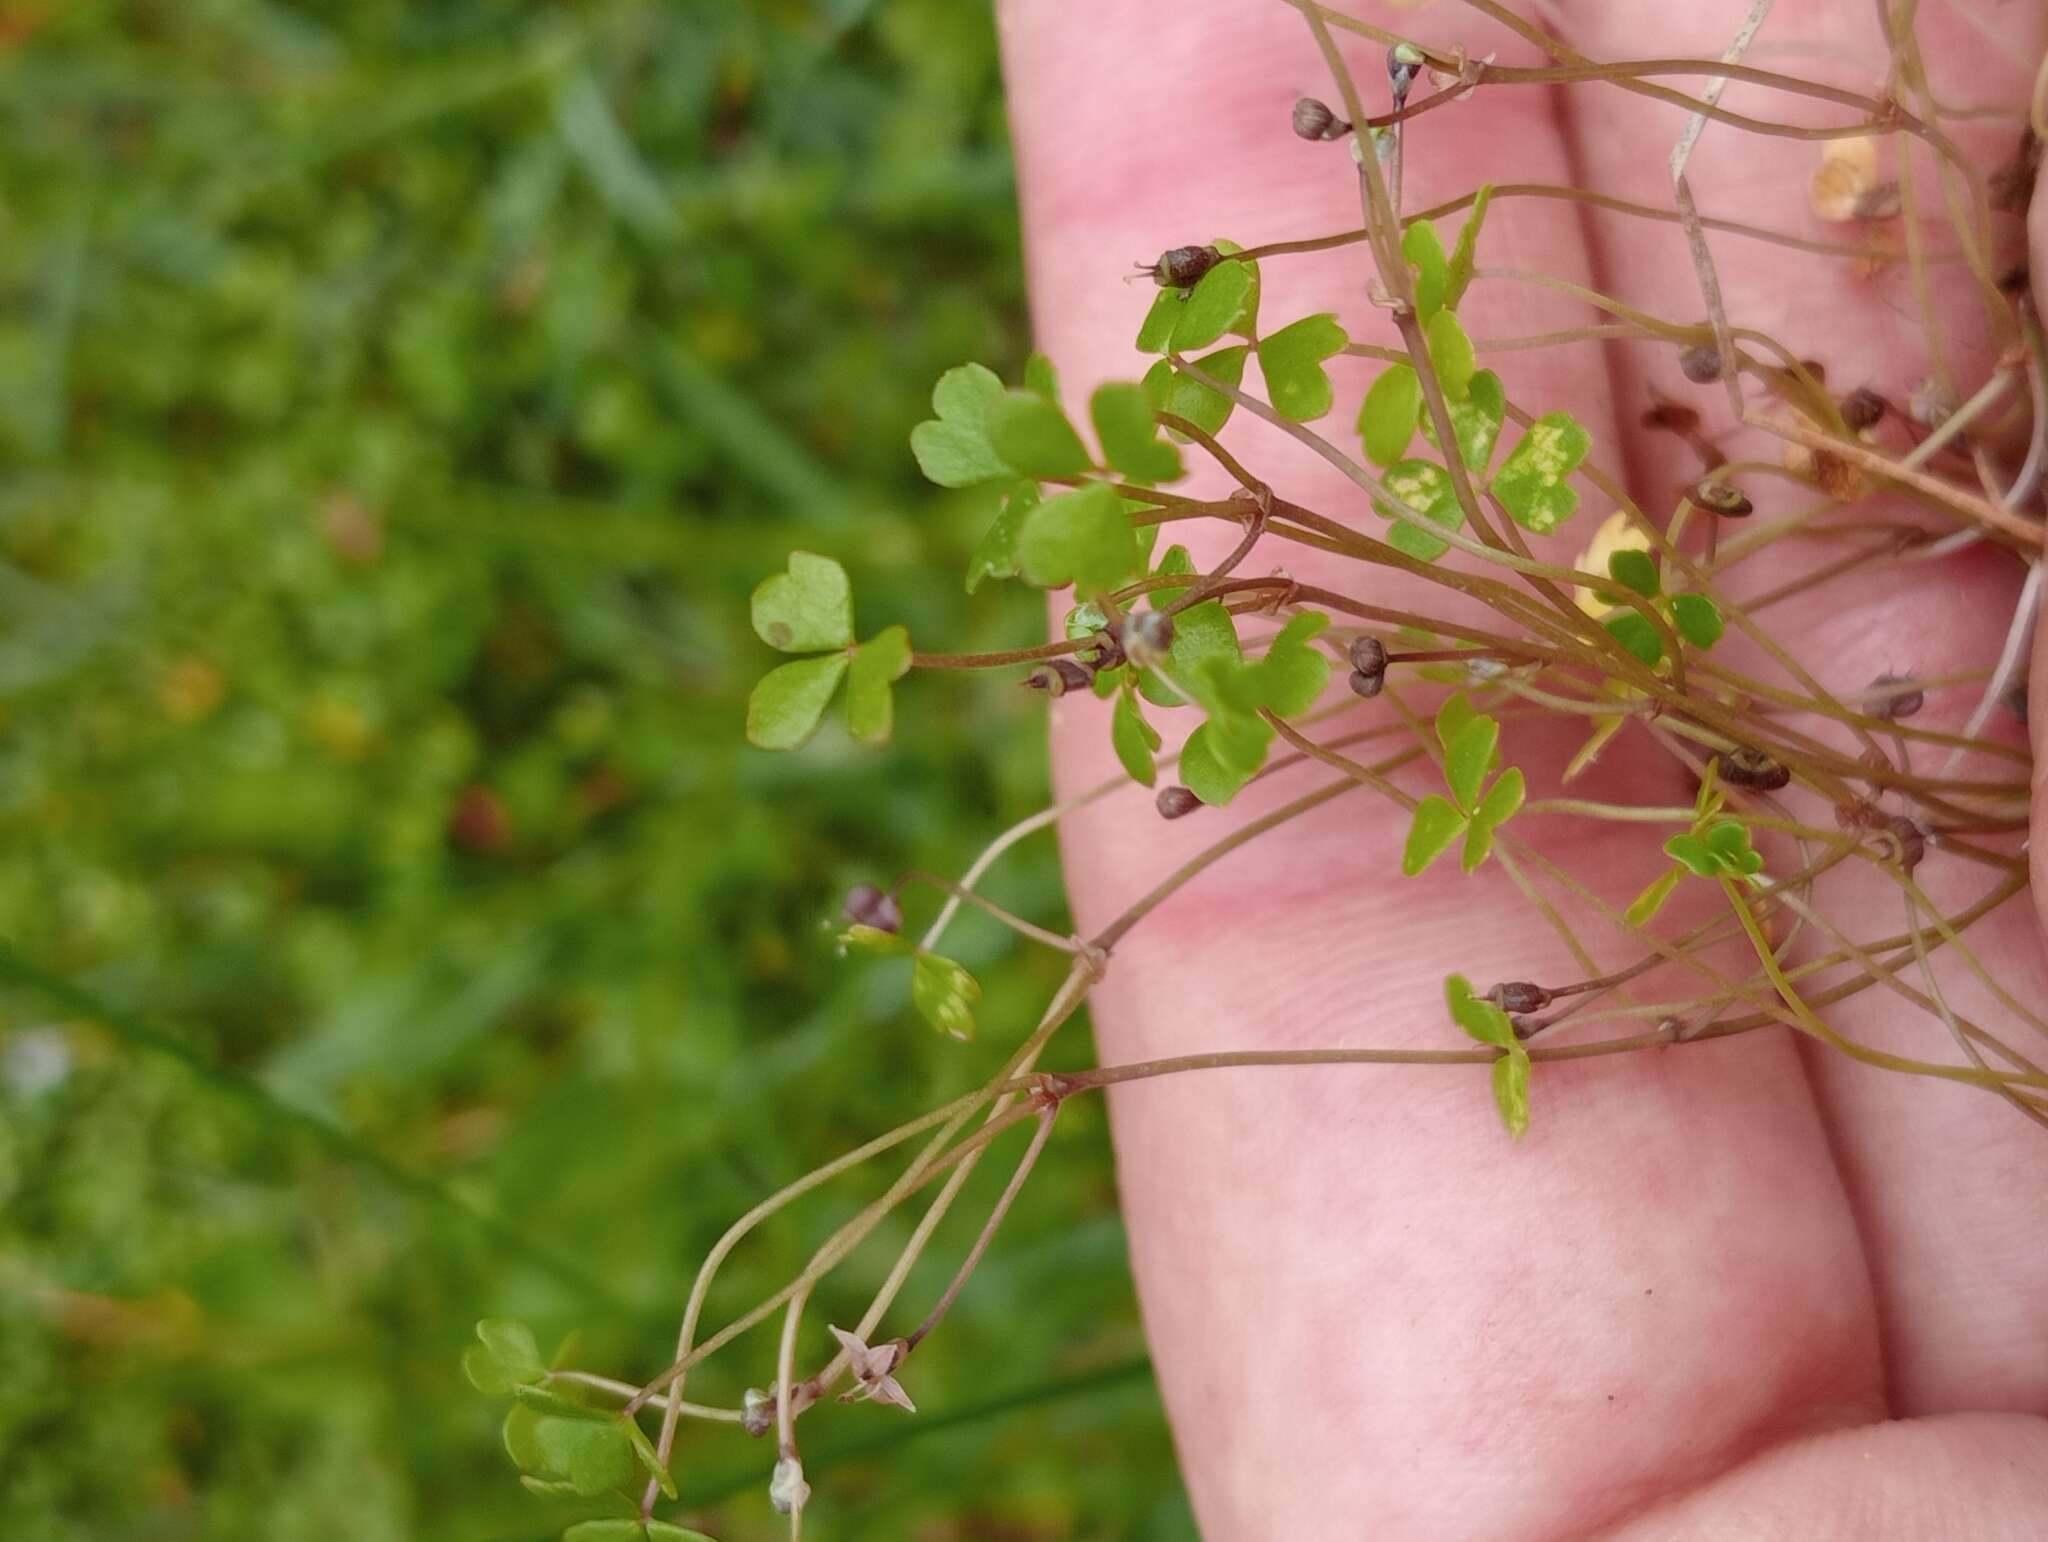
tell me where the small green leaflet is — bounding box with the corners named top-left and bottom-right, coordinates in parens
top-left (1111, 687), bottom-right (1161, 785)
top-left (988, 389), bottom-right (1093, 477)
top-left (912, 951), bottom-right (981, 1040)
top-left (1137, 597), bottom-right (1240, 710)
top-left (463, 1319), bottom-right (545, 1395)
top-left (1444, 185), bottom-right (1492, 310)
top-left (1257, 313), bottom-right (1348, 423)
top-left (1147, 544), bottom-right (1196, 607)
top-left (1492, 412), bottom-right (1592, 533)
top-left (910, 362), bottom-right (1013, 488)
top-left (845, 626), bottom-right (911, 745)
top-left (1136, 241), bottom-right (1260, 353)
top-left (1143, 345), bottom-right (1249, 440)
top-left (564, 1522), bottom-right (719, 1542)
top-left (533, 1417), bottom-right (635, 1496)
top-left (751, 550), bottom-right (852, 654)
top-left (746, 553), bottom-right (912, 750)
top-left (1602, 610), bottom-right (1664, 667)
top-left (1091, 382), bottom-right (1184, 483)
top-left (1402, 220), bottom-right (1449, 321)
top-left (965, 479), bottom-right (1037, 594)
top-left (1423, 309), bottom-right (1476, 401)
top-left (1607, 548), bottom-right (1660, 598)
top-left (1360, 364), bottom-right (1422, 467)
top-left (1445, 973), bottom-right (1530, 1139)
top-left (1418, 368), bottom-right (1505, 472)
top-left (1671, 592), bottom-right (1725, 649)
top-left (1023, 351), bottom-right (1061, 403)
top-left (1018, 483), bottom-right (1145, 594)
top-left (1373, 458), bottom-right (1465, 561)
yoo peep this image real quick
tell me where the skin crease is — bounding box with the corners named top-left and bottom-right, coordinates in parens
top-left (997, 2), bottom-right (2048, 1537)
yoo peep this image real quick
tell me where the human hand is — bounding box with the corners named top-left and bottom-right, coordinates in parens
top-left (1003, 2), bottom-right (2048, 1535)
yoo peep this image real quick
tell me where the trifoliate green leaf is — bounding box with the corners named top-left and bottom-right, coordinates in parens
top-left (1111, 688), bottom-right (1161, 786)
top-left (1419, 368), bottom-right (1504, 471)
top-left (1492, 412), bottom-right (1591, 532)
top-left (1444, 184), bottom-right (1492, 310)
top-left (846, 625), bottom-right (911, 746)
top-left (1443, 714), bottom-right (1500, 812)
top-left (746, 654), bottom-right (850, 750)
top-left (1359, 364), bottom-right (1423, 467)
top-left (534, 1417), bottom-right (634, 1497)
top-left (1257, 313), bottom-right (1348, 423)
top-left (988, 390), bottom-right (1092, 478)
top-left (1607, 548), bottom-right (1660, 598)
top-left (1671, 592), bottom-right (1725, 650)
top-left (1474, 764), bottom-right (1525, 830)
top-left (1424, 309), bottom-right (1477, 402)
top-left (1402, 219), bottom-right (1449, 321)
top-left (1091, 382), bottom-right (1183, 483)
top-left (965, 479), bottom-right (1037, 594)
top-left (1143, 345), bottom-right (1249, 440)
top-left (1703, 818), bottom-right (1763, 875)
top-left (1018, 483), bottom-right (1143, 594)
top-left (1663, 832), bottom-right (1718, 877)
top-left (752, 551), bottom-right (853, 653)
top-left (910, 362), bottom-right (1013, 488)
top-left (1602, 610), bottom-right (1665, 667)
top-left (1373, 457), bottom-right (1465, 561)
top-left (1403, 795), bottom-right (1469, 876)
top-left (911, 952), bottom-right (980, 1040)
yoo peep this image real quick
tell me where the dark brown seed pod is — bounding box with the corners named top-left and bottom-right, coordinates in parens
top-left (1146, 245), bottom-right (1221, 290)
top-left (1717, 746), bottom-right (1791, 791)
top-left (1678, 343), bottom-right (1723, 384)
top-left (1882, 815), bottom-right (1926, 872)
top-left (1487, 981), bottom-right (1552, 1015)
top-left (1694, 480), bottom-right (1753, 518)
top-left (1155, 785), bottom-right (1201, 820)
top-left (1642, 401), bottom-right (1702, 435)
top-left (1119, 609), bottom-right (1176, 671)
top-left (1868, 673), bottom-right (1924, 721)
top-left (1839, 386), bottom-right (1887, 432)
top-left (1024, 658), bottom-right (1095, 697)
top-left (1348, 635), bottom-right (1390, 698)
top-left (842, 882), bottom-right (904, 934)
top-left (1292, 97), bottom-right (1347, 141)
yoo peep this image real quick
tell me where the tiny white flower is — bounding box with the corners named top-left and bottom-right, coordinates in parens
top-left (828, 1324), bottom-right (917, 1413)
top-left (769, 1455), bottom-right (810, 1515)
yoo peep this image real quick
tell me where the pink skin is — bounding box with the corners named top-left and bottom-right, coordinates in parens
top-left (1000, 2), bottom-right (2048, 1536)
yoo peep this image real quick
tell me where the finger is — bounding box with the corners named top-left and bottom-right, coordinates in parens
top-left (1564, 0), bottom-right (2048, 1414)
top-left (1005, 3), bottom-right (1877, 1537)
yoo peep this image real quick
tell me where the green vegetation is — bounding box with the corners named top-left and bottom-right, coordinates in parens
top-left (0, 4), bottom-right (1187, 1538)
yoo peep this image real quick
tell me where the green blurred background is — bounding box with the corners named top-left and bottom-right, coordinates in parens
top-left (0, 3), bottom-right (1193, 1537)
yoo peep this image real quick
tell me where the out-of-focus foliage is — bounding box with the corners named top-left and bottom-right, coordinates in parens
top-left (0, 3), bottom-right (1190, 1537)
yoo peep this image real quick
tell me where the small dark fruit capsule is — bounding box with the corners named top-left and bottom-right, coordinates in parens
top-left (1024, 658), bottom-right (1095, 697)
top-left (1148, 245), bottom-right (1221, 289)
top-left (1694, 480), bottom-right (1753, 518)
top-left (1487, 981), bottom-right (1552, 1015)
top-left (1839, 386), bottom-right (1886, 432)
top-left (842, 882), bottom-right (904, 935)
top-left (1346, 636), bottom-right (1389, 699)
top-left (1120, 609), bottom-right (1176, 670)
top-left (1387, 41), bottom-right (1424, 103)
top-left (1868, 673), bottom-right (1924, 721)
top-left (1292, 97), bottom-right (1347, 141)
top-left (1678, 343), bottom-right (1722, 384)
top-left (1718, 746), bottom-right (1791, 791)
top-left (1155, 785), bottom-right (1201, 820)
